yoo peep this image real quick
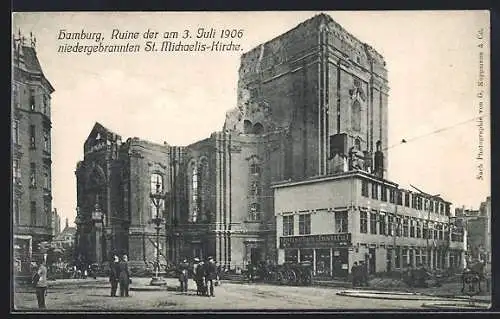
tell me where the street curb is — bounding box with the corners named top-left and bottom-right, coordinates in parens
top-left (336, 291), bottom-right (491, 304)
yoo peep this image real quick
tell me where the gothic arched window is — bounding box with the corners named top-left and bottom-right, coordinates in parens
top-left (249, 203), bottom-right (261, 221)
top-left (150, 173), bottom-right (164, 220)
top-left (352, 100), bottom-right (361, 132)
top-left (250, 163), bottom-right (261, 176)
top-left (355, 138), bottom-right (361, 151)
top-left (191, 164), bottom-right (199, 223)
top-left (253, 122), bottom-right (264, 134)
top-left (244, 120), bottom-right (253, 134)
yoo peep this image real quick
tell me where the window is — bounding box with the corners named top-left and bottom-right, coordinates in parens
top-left (433, 201), bottom-right (438, 213)
top-left (299, 214), bottom-right (311, 235)
top-left (30, 89), bottom-right (35, 111)
top-left (250, 163), bottom-right (261, 175)
top-left (440, 203), bottom-right (444, 214)
top-left (438, 223), bottom-right (443, 240)
top-left (30, 125), bottom-right (36, 149)
top-left (31, 201), bottom-right (37, 225)
top-left (249, 203), bottom-right (261, 221)
top-left (283, 215), bottom-right (294, 236)
top-left (352, 100), bottom-right (361, 132)
top-left (371, 183), bottom-right (378, 200)
top-left (395, 216), bottom-right (402, 236)
top-left (43, 129), bottom-right (50, 152)
top-left (433, 223), bottom-right (438, 240)
top-left (190, 166), bottom-right (198, 223)
top-left (379, 213), bottom-right (386, 235)
top-left (445, 203), bottom-right (450, 215)
top-left (43, 170), bottom-right (50, 190)
top-left (44, 200), bottom-right (51, 226)
top-left (403, 218), bottom-right (409, 237)
top-left (411, 194), bottom-right (416, 209)
top-left (151, 173), bottom-right (164, 193)
top-left (410, 219), bottom-right (415, 238)
top-left (250, 181), bottom-right (261, 197)
top-left (422, 222), bottom-right (428, 239)
top-left (12, 120), bottom-right (19, 144)
top-left (43, 95), bottom-right (48, 115)
top-left (13, 159), bottom-right (21, 184)
top-left (415, 248), bottom-right (422, 266)
top-left (404, 192), bottom-right (410, 207)
top-left (416, 220), bottom-right (421, 238)
top-left (417, 197), bottom-right (423, 210)
top-left (395, 246), bottom-right (401, 268)
top-left (370, 211), bottom-right (377, 234)
top-left (335, 211), bottom-right (348, 233)
top-left (361, 180), bottom-right (369, 197)
top-left (14, 198), bottom-right (20, 225)
top-left (387, 214), bottom-right (394, 236)
top-left (421, 249), bottom-right (427, 266)
top-left (360, 211), bottom-right (368, 233)
top-left (389, 189), bottom-right (395, 203)
top-left (30, 163), bottom-right (36, 187)
top-left (381, 186), bottom-right (387, 201)
top-left (396, 191), bottom-right (403, 205)
top-left (409, 249), bottom-right (414, 267)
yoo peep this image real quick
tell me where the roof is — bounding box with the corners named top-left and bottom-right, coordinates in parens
top-left (53, 227), bottom-right (76, 241)
top-left (13, 45), bottom-right (55, 92)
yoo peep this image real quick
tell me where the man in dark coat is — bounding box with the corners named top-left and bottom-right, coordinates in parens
top-left (205, 257), bottom-right (217, 297)
top-left (196, 260), bottom-right (207, 296)
top-left (178, 259), bottom-right (190, 293)
top-left (118, 254), bottom-right (131, 297)
top-left (109, 255), bottom-right (120, 297)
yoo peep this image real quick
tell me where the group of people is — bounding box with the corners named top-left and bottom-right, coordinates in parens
top-left (108, 254), bottom-right (131, 297)
top-left (351, 261), bottom-right (369, 287)
top-left (178, 256), bottom-right (218, 297)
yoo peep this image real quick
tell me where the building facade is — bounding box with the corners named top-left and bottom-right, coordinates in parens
top-left (51, 208), bottom-right (61, 237)
top-left (74, 13), bottom-right (417, 272)
top-left (273, 171), bottom-right (465, 277)
top-left (12, 32), bottom-right (55, 271)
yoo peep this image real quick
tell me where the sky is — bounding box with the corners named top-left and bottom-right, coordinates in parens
top-left (12, 11), bottom-right (491, 228)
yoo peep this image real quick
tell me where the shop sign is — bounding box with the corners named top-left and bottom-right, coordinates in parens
top-left (279, 233), bottom-right (351, 249)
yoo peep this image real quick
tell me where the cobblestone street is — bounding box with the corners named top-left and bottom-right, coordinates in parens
top-left (13, 277), bottom-right (489, 311)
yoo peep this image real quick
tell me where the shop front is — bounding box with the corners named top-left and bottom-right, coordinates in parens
top-left (278, 233), bottom-right (352, 278)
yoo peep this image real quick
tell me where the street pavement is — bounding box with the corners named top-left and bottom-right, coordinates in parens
top-left (12, 277), bottom-right (490, 311)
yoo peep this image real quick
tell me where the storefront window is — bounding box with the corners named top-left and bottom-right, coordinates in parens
top-left (284, 249), bottom-right (298, 263)
top-left (315, 249), bottom-right (331, 276)
top-left (300, 249), bottom-right (313, 263)
top-left (409, 249), bottom-right (414, 267)
top-left (421, 249), bottom-right (427, 266)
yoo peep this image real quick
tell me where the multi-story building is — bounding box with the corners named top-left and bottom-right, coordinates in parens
top-left (75, 14), bottom-right (465, 273)
top-left (12, 32), bottom-right (55, 271)
top-left (455, 197), bottom-right (491, 263)
top-left (273, 171), bottom-right (465, 278)
top-left (52, 218), bottom-right (76, 250)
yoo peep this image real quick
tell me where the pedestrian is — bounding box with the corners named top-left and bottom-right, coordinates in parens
top-left (351, 262), bottom-right (359, 287)
top-left (205, 257), bottom-right (217, 297)
top-left (118, 254), bottom-right (131, 297)
top-left (195, 260), bottom-right (207, 296)
top-left (178, 258), bottom-right (190, 293)
top-left (109, 255), bottom-right (120, 297)
top-left (32, 256), bottom-right (48, 309)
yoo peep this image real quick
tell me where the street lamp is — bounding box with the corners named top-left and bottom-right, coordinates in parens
top-left (150, 175), bottom-right (166, 286)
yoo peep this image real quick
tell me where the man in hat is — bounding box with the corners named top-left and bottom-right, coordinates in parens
top-left (205, 257), bottom-right (217, 297)
top-left (192, 257), bottom-right (203, 295)
top-left (178, 258), bottom-right (190, 293)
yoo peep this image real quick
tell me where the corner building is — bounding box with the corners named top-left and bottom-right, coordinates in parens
top-left (273, 172), bottom-right (465, 278)
top-left (12, 35), bottom-right (55, 270)
top-left (75, 14), bottom-right (399, 271)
